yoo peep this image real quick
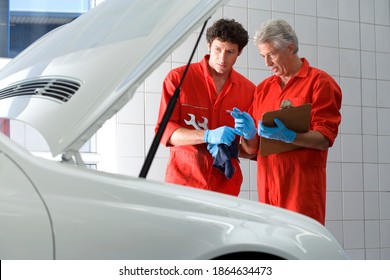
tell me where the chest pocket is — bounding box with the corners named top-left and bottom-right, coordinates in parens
top-left (283, 97), bottom-right (310, 107)
top-left (181, 104), bottom-right (209, 130)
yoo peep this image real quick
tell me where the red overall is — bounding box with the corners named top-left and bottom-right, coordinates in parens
top-left (156, 55), bottom-right (255, 196)
top-left (250, 58), bottom-right (342, 224)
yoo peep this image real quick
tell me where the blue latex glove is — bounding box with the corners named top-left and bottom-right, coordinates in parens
top-left (204, 126), bottom-right (238, 145)
top-left (230, 107), bottom-right (257, 140)
top-left (258, 118), bottom-right (297, 143)
top-left (207, 143), bottom-right (218, 158)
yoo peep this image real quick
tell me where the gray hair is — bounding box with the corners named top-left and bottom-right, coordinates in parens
top-left (253, 19), bottom-right (299, 54)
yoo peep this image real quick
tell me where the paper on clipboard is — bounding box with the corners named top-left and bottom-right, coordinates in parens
top-left (260, 103), bottom-right (312, 156)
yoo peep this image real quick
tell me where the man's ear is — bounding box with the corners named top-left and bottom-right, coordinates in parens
top-left (287, 42), bottom-right (295, 54)
top-left (207, 42), bottom-right (211, 53)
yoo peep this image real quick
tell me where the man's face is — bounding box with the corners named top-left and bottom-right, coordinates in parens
top-left (208, 38), bottom-right (240, 75)
top-left (257, 41), bottom-right (294, 77)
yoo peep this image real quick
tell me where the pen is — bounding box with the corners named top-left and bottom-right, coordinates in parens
top-left (226, 109), bottom-right (242, 114)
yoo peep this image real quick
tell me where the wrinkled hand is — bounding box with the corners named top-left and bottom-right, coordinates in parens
top-left (204, 126), bottom-right (238, 145)
top-left (207, 143), bottom-right (218, 158)
top-left (230, 107), bottom-right (257, 140)
top-left (258, 118), bottom-right (297, 143)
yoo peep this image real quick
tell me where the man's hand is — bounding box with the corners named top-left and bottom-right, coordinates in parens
top-left (204, 126), bottom-right (238, 145)
top-left (258, 118), bottom-right (297, 143)
top-left (230, 107), bottom-right (257, 140)
top-left (207, 143), bottom-right (218, 158)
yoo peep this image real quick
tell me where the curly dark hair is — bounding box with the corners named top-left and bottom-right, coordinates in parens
top-left (206, 18), bottom-right (249, 53)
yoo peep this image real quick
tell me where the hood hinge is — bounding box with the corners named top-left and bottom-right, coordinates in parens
top-left (61, 151), bottom-right (86, 167)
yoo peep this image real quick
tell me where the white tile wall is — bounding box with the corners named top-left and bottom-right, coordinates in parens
top-left (366, 249), bottom-right (381, 260)
top-left (239, 159), bottom-right (250, 193)
top-left (365, 220), bottom-right (381, 248)
top-left (375, 25), bottom-right (390, 53)
top-left (342, 163), bottom-right (364, 191)
top-left (339, 21), bottom-right (360, 50)
top-left (223, 6), bottom-right (248, 34)
top-left (340, 77), bottom-right (361, 106)
top-left (325, 220), bottom-right (344, 246)
top-left (299, 44), bottom-right (318, 67)
top-left (360, 0), bottom-right (375, 23)
top-left (248, 8), bottom-right (270, 31)
top-left (272, 12), bottom-right (294, 26)
top-left (317, 0), bottom-right (338, 19)
top-left (145, 125), bottom-right (169, 158)
top-left (362, 79), bottom-right (377, 107)
top-left (377, 80), bottom-right (390, 107)
top-left (361, 51), bottom-right (376, 79)
top-left (364, 192), bottom-right (380, 220)
top-left (117, 156), bottom-right (145, 177)
top-left (326, 192), bottom-right (343, 220)
top-left (145, 62), bottom-right (171, 93)
top-left (171, 34), bottom-right (198, 64)
top-left (318, 47), bottom-right (340, 76)
top-left (382, 248), bottom-right (390, 259)
top-left (381, 220), bottom-right (390, 247)
top-left (379, 164), bottom-right (390, 191)
top-left (295, 0), bottom-right (316, 16)
top-left (249, 160), bottom-right (258, 201)
top-left (363, 163), bottom-right (379, 191)
top-left (340, 106), bottom-right (361, 134)
top-left (327, 162), bottom-right (342, 191)
top-left (117, 124), bottom-right (144, 157)
top-left (318, 18), bottom-right (339, 48)
top-left (343, 192), bottom-right (364, 219)
top-left (360, 24), bottom-right (376, 51)
top-left (227, 0), bottom-right (247, 8)
top-left (117, 92), bottom-right (145, 125)
top-left (376, 53), bottom-right (390, 80)
top-left (271, 0), bottom-right (294, 14)
top-left (8, 0), bottom-right (390, 260)
top-left (340, 49), bottom-right (361, 77)
top-left (362, 135), bottom-right (378, 163)
top-left (328, 136), bottom-right (342, 161)
top-left (378, 136), bottom-right (390, 163)
top-left (341, 134), bottom-right (363, 163)
top-left (145, 93), bottom-right (162, 125)
top-left (248, 68), bottom-right (272, 85)
top-left (375, 0), bottom-right (390, 25)
top-left (248, 0), bottom-right (270, 10)
top-left (339, 0), bottom-right (359, 22)
top-left (295, 15), bottom-right (317, 45)
top-left (378, 109), bottom-right (390, 135)
top-left (343, 220), bottom-right (365, 249)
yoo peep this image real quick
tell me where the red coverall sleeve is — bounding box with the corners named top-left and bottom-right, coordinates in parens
top-left (155, 70), bottom-right (182, 147)
top-left (311, 75), bottom-right (342, 147)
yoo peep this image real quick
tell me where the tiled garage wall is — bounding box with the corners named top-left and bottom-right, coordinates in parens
top-left (110, 0), bottom-right (390, 259)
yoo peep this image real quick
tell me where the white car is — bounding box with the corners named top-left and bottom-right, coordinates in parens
top-left (0, 0), bottom-right (348, 260)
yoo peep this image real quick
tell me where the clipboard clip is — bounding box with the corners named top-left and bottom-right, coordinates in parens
top-left (280, 99), bottom-right (293, 109)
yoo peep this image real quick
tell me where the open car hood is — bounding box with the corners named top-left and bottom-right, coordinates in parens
top-left (0, 0), bottom-right (227, 157)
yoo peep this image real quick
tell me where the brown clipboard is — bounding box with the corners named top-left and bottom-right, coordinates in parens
top-left (260, 103), bottom-right (312, 156)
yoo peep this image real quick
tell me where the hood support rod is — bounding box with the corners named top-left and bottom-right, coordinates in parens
top-left (139, 18), bottom-right (209, 179)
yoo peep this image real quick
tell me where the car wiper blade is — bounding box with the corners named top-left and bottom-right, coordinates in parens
top-left (139, 18), bottom-right (209, 179)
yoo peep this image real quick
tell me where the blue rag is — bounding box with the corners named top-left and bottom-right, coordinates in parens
top-left (212, 141), bottom-right (239, 179)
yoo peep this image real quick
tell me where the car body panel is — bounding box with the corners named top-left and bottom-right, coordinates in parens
top-left (0, 144), bottom-right (53, 259)
top-left (0, 133), bottom-right (348, 260)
